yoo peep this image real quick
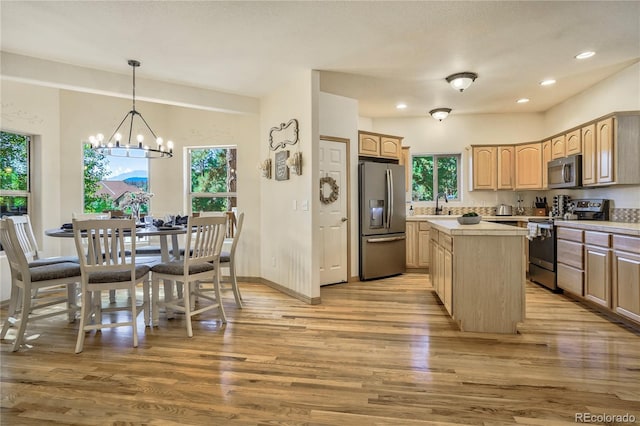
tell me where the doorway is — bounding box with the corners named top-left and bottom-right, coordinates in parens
top-left (319, 137), bottom-right (349, 285)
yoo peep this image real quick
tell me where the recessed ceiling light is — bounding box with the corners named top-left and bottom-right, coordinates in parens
top-left (540, 79), bottom-right (556, 86)
top-left (396, 103), bottom-right (407, 110)
top-left (575, 51), bottom-right (595, 60)
top-left (517, 98), bottom-right (530, 104)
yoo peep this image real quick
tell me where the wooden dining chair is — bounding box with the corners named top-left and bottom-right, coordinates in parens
top-left (8, 215), bottom-right (79, 266)
top-left (72, 218), bottom-right (150, 353)
top-left (0, 219), bottom-right (81, 352)
top-left (150, 215), bottom-right (227, 336)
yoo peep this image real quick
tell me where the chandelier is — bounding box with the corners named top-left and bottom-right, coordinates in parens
top-left (89, 60), bottom-right (173, 159)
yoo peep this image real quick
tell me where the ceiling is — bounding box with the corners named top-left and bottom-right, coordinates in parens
top-left (2, 1), bottom-right (639, 118)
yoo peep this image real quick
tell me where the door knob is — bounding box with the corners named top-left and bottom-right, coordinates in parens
top-left (341, 217), bottom-right (348, 222)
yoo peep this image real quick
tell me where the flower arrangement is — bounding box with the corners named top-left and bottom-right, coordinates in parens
top-left (257, 158), bottom-right (272, 179)
top-left (119, 191), bottom-right (153, 220)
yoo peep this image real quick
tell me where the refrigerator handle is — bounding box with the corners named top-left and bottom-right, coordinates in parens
top-left (384, 169), bottom-right (391, 229)
top-left (388, 168), bottom-right (394, 229)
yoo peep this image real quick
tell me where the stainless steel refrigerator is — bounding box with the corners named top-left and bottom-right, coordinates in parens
top-left (359, 161), bottom-right (406, 280)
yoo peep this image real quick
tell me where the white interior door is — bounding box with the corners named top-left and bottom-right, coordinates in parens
top-left (319, 139), bottom-right (348, 285)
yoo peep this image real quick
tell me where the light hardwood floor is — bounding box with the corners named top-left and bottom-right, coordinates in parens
top-left (1, 274), bottom-right (639, 425)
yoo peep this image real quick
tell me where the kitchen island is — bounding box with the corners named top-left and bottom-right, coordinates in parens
top-left (428, 219), bottom-right (528, 334)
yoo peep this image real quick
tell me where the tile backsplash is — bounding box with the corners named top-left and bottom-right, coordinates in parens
top-left (410, 206), bottom-right (640, 223)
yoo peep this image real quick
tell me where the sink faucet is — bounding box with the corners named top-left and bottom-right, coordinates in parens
top-left (435, 192), bottom-right (448, 215)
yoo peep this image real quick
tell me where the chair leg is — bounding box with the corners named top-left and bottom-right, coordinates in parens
top-left (143, 279), bottom-right (151, 327)
top-left (75, 288), bottom-right (91, 353)
top-left (213, 273), bottom-right (227, 324)
top-left (1, 282), bottom-right (20, 339)
top-left (184, 281), bottom-right (193, 337)
top-left (229, 262), bottom-right (243, 308)
top-left (151, 276), bottom-right (160, 326)
top-left (67, 283), bottom-right (79, 323)
top-left (109, 289), bottom-right (116, 304)
top-left (11, 285), bottom-right (33, 351)
top-left (130, 283), bottom-right (139, 348)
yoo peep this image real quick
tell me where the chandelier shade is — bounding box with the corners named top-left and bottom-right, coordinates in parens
top-left (429, 108), bottom-right (452, 121)
top-left (89, 60), bottom-right (173, 159)
top-left (445, 72), bottom-right (478, 92)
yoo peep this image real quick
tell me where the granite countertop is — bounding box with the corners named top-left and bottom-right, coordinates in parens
top-left (427, 219), bottom-right (529, 236)
top-left (407, 215), bottom-right (540, 222)
top-left (554, 220), bottom-right (640, 236)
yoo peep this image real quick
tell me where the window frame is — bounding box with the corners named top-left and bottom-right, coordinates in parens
top-left (186, 145), bottom-right (237, 214)
top-left (411, 152), bottom-right (462, 202)
top-left (0, 130), bottom-right (32, 216)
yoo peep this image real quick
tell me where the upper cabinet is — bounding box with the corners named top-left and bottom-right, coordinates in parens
top-left (497, 146), bottom-right (515, 190)
top-left (551, 135), bottom-right (566, 160)
top-left (582, 114), bottom-right (640, 187)
top-left (399, 146), bottom-right (411, 191)
top-left (515, 142), bottom-right (543, 189)
top-left (358, 131), bottom-right (402, 160)
top-left (542, 140), bottom-right (552, 189)
top-left (472, 146), bottom-right (497, 190)
top-left (565, 129), bottom-right (582, 156)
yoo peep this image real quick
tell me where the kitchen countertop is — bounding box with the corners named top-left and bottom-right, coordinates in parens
top-left (554, 220), bottom-right (640, 236)
top-left (407, 215), bottom-right (540, 222)
top-left (427, 219), bottom-right (529, 236)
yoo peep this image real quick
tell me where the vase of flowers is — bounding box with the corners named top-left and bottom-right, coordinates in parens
top-left (120, 191), bottom-right (153, 223)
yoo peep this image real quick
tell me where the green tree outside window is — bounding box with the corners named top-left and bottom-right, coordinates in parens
top-left (412, 154), bottom-right (460, 201)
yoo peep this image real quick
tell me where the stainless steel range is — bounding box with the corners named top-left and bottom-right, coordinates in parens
top-left (528, 198), bottom-right (609, 291)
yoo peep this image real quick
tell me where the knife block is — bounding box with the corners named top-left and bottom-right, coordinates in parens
top-left (534, 207), bottom-right (548, 216)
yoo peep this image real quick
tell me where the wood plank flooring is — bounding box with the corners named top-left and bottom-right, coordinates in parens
top-left (1, 274), bottom-right (639, 425)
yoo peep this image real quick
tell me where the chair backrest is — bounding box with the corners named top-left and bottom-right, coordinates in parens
top-left (184, 215), bottom-right (227, 267)
top-left (228, 212), bottom-right (244, 259)
top-left (72, 212), bottom-right (111, 220)
top-left (6, 215), bottom-right (40, 261)
top-left (72, 218), bottom-right (137, 277)
top-left (0, 219), bottom-right (32, 279)
top-left (198, 211), bottom-right (237, 238)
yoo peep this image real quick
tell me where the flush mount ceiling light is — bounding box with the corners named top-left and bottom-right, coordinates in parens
top-left (89, 60), bottom-right (173, 159)
top-left (516, 98), bottom-right (530, 104)
top-left (540, 79), bottom-right (556, 86)
top-left (445, 72), bottom-right (478, 92)
top-left (429, 108), bottom-right (452, 121)
top-left (396, 103), bottom-right (407, 110)
top-left (575, 51), bottom-right (596, 59)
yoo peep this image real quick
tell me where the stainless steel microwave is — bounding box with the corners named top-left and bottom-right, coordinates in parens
top-left (547, 154), bottom-right (582, 189)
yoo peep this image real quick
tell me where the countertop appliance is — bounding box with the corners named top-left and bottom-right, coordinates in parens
top-left (359, 161), bottom-right (406, 280)
top-left (528, 198), bottom-right (610, 292)
top-left (547, 154), bottom-right (582, 189)
top-left (495, 204), bottom-right (513, 216)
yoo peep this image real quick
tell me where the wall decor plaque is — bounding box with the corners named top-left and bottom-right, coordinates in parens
top-left (275, 150), bottom-right (290, 181)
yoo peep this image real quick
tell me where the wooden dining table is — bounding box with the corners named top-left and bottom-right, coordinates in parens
top-left (45, 225), bottom-right (188, 263)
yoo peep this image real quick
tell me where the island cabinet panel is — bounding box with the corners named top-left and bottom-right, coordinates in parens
top-left (515, 142), bottom-right (543, 189)
top-left (565, 129), bottom-right (582, 156)
top-left (613, 235), bottom-right (640, 323)
top-left (428, 219), bottom-right (527, 334)
top-left (497, 146), bottom-right (515, 190)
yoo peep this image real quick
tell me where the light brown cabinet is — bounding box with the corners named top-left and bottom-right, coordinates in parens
top-left (612, 235), bottom-right (640, 323)
top-left (406, 221), bottom-right (430, 270)
top-left (358, 131), bottom-right (403, 160)
top-left (515, 142), bottom-right (542, 189)
top-left (497, 146), bottom-right (515, 190)
top-left (430, 229), bottom-right (452, 315)
top-left (556, 227), bottom-right (584, 296)
top-left (542, 140), bottom-right (551, 189)
top-left (399, 146), bottom-right (411, 191)
top-left (581, 124), bottom-right (596, 185)
top-left (472, 146), bottom-right (497, 190)
top-left (595, 118), bottom-right (614, 184)
top-left (584, 231), bottom-right (612, 308)
top-left (551, 135), bottom-right (566, 159)
top-left (565, 129), bottom-right (582, 156)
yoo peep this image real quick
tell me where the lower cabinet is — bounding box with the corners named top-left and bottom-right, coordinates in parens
top-left (612, 235), bottom-right (640, 323)
top-left (555, 225), bottom-right (640, 328)
top-left (406, 221), bottom-right (430, 270)
top-left (430, 229), bottom-right (453, 315)
top-left (584, 231), bottom-right (612, 308)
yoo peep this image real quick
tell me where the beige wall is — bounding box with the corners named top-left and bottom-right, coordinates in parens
top-left (259, 70), bottom-right (317, 299)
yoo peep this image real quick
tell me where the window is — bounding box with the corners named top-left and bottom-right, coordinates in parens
top-left (412, 154), bottom-right (461, 201)
top-left (188, 146), bottom-right (237, 213)
top-left (1, 131), bottom-right (31, 217)
top-left (83, 144), bottom-right (149, 214)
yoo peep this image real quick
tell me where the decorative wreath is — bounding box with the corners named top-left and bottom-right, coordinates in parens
top-left (319, 176), bottom-right (339, 204)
